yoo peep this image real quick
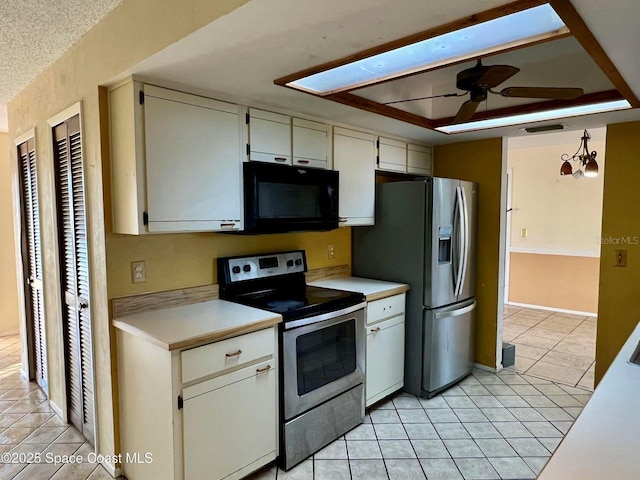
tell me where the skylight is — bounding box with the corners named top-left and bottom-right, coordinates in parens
top-left (435, 100), bottom-right (631, 134)
top-left (287, 4), bottom-right (568, 95)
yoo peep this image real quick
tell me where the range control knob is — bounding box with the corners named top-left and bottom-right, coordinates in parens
top-left (243, 264), bottom-right (252, 273)
top-left (295, 259), bottom-right (303, 266)
top-left (286, 260), bottom-right (294, 267)
top-left (231, 266), bottom-right (241, 274)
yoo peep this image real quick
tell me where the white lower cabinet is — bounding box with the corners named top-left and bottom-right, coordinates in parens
top-left (117, 327), bottom-right (278, 480)
top-left (183, 359), bottom-right (276, 480)
top-left (365, 294), bottom-right (406, 407)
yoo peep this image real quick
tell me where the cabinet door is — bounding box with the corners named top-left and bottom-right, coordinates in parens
top-left (366, 315), bottom-right (405, 406)
top-left (248, 109), bottom-right (292, 165)
top-left (378, 137), bottom-right (407, 173)
top-left (407, 144), bottom-right (432, 176)
top-left (144, 86), bottom-right (243, 232)
top-left (333, 127), bottom-right (376, 226)
top-left (183, 359), bottom-right (277, 480)
top-left (292, 118), bottom-right (331, 169)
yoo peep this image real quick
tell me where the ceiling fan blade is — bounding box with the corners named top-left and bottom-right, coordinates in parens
top-left (477, 65), bottom-right (520, 88)
top-left (499, 87), bottom-right (584, 99)
top-left (454, 100), bottom-right (481, 123)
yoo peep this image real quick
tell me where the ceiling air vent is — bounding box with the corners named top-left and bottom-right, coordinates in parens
top-left (522, 124), bottom-right (566, 133)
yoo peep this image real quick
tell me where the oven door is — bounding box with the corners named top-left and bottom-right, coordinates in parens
top-left (282, 305), bottom-right (365, 421)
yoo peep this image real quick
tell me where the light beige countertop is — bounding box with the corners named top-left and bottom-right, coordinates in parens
top-left (538, 320), bottom-right (640, 479)
top-left (112, 299), bottom-right (281, 351)
top-left (309, 276), bottom-right (409, 301)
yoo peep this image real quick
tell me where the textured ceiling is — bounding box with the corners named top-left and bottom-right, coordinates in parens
top-left (0, 0), bottom-right (123, 131)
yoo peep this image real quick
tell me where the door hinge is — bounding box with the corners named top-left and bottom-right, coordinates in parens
top-left (376, 155), bottom-right (380, 166)
top-left (143, 211), bottom-right (149, 226)
top-left (139, 91), bottom-right (145, 105)
top-left (245, 112), bottom-right (250, 124)
top-left (246, 143), bottom-right (250, 156)
top-left (376, 139), bottom-right (380, 149)
top-left (177, 395), bottom-right (183, 410)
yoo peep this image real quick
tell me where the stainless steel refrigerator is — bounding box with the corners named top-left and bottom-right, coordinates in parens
top-left (354, 178), bottom-right (478, 398)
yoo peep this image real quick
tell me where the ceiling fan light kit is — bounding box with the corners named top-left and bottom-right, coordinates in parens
top-left (275, 0), bottom-right (639, 134)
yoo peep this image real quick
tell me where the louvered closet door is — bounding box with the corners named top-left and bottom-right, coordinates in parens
top-left (53, 114), bottom-right (94, 444)
top-left (17, 139), bottom-right (48, 394)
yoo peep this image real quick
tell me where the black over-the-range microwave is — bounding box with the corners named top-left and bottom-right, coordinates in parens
top-left (242, 162), bottom-right (339, 234)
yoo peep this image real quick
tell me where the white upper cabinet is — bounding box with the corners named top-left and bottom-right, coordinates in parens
top-left (377, 137), bottom-right (407, 173)
top-left (110, 81), bottom-right (243, 234)
top-left (292, 118), bottom-right (332, 169)
top-left (247, 108), bottom-right (292, 165)
top-left (407, 143), bottom-right (433, 176)
top-left (333, 127), bottom-right (376, 226)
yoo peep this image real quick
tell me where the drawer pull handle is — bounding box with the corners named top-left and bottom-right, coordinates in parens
top-left (297, 159), bottom-right (310, 164)
top-left (225, 349), bottom-right (242, 358)
top-left (220, 222), bottom-right (236, 228)
top-left (371, 327), bottom-right (381, 333)
top-left (256, 365), bottom-right (272, 374)
top-left (339, 217), bottom-right (348, 223)
top-left (274, 157), bottom-right (287, 162)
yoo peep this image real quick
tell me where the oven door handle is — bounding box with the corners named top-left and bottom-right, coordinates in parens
top-left (284, 302), bottom-right (367, 329)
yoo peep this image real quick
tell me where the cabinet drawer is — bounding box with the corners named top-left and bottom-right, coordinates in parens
top-left (181, 327), bottom-right (275, 383)
top-left (367, 293), bottom-right (406, 325)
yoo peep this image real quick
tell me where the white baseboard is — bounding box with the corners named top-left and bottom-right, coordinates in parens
top-left (102, 458), bottom-right (121, 478)
top-left (50, 400), bottom-right (64, 419)
top-left (507, 301), bottom-right (597, 317)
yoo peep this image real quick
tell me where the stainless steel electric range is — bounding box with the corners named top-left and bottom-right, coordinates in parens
top-left (218, 250), bottom-right (366, 470)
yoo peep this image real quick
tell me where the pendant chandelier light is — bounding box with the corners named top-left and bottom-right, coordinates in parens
top-left (560, 129), bottom-right (598, 179)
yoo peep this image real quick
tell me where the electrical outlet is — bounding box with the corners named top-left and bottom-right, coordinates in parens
top-left (520, 228), bottom-right (528, 238)
top-left (615, 249), bottom-right (628, 267)
top-left (131, 260), bottom-right (147, 283)
top-left (328, 244), bottom-right (335, 259)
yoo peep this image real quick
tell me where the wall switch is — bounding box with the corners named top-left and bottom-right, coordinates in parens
top-left (328, 244), bottom-right (335, 259)
top-left (615, 249), bottom-right (628, 267)
top-left (520, 228), bottom-right (528, 238)
top-left (131, 260), bottom-right (147, 283)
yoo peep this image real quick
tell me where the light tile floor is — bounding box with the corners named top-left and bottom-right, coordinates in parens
top-left (0, 334), bottom-right (115, 480)
top-left (502, 306), bottom-right (596, 390)
top-left (248, 368), bottom-right (592, 480)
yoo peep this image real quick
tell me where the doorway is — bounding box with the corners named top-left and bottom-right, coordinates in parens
top-left (501, 128), bottom-right (605, 390)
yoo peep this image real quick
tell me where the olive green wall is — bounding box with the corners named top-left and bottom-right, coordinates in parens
top-left (434, 138), bottom-right (505, 368)
top-left (595, 121), bottom-right (640, 383)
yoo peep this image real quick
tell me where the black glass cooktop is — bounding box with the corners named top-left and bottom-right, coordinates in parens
top-left (234, 285), bottom-right (364, 322)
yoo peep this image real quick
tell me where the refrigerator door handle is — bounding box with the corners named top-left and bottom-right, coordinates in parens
top-left (459, 185), bottom-right (470, 295)
top-left (434, 302), bottom-right (475, 319)
top-left (454, 186), bottom-right (465, 297)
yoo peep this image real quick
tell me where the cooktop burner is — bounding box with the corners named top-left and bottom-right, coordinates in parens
top-left (217, 250), bottom-right (365, 323)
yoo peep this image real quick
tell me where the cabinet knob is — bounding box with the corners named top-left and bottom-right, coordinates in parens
top-left (256, 365), bottom-right (272, 374)
top-left (371, 327), bottom-right (381, 333)
top-left (225, 349), bottom-right (242, 358)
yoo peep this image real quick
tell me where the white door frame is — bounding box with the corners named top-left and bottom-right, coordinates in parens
top-left (504, 168), bottom-right (513, 304)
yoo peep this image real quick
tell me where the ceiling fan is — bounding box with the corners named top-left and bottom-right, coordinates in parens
top-left (384, 59), bottom-right (584, 123)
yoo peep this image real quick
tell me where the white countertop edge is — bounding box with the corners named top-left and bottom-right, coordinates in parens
top-left (538, 320), bottom-right (640, 479)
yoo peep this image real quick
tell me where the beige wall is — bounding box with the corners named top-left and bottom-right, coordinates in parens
top-left (509, 253), bottom-right (599, 313)
top-left (506, 130), bottom-right (605, 312)
top-left (508, 130), bottom-right (606, 254)
top-left (7, 0), bottom-right (252, 466)
top-left (434, 138), bottom-right (505, 369)
top-left (0, 133), bottom-right (20, 335)
top-left (596, 121), bottom-right (640, 384)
